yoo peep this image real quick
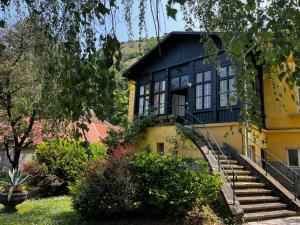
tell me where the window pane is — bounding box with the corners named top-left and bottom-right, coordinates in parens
top-left (229, 92), bottom-right (238, 106)
top-left (196, 97), bottom-right (203, 110)
top-left (154, 82), bottom-right (160, 93)
top-left (196, 73), bottom-right (203, 83)
top-left (204, 96), bottom-right (211, 109)
top-left (229, 66), bottom-right (234, 76)
top-left (161, 81), bottom-right (165, 91)
top-left (204, 83), bottom-right (211, 96)
top-left (229, 78), bottom-right (236, 92)
top-left (139, 97), bottom-right (144, 115)
top-left (144, 96), bottom-right (149, 115)
top-left (181, 75), bottom-right (189, 87)
top-left (171, 77), bottom-right (180, 89)
top-left (288, 149), bottom-right (299, 166)
top-left (204, 71), bottom-right (211, 81)
top-left (220, 80), bottom-right (227, 93)
top-left (160, 93), bottom-right (165, 114)
top-left (220, 93), bottom-right (227, 107)
top-left (220, 67), bottom-right (227, 78)
top-left (154, 94), bottom-right (159, 114)
top-left (196, 85), bottom-right (203, 97)
top-left (145, 84), bottom-right (150, 95)
top-left (140, 85), bottom-right (144, 96)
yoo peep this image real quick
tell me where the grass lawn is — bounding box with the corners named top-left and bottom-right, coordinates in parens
top-left (0, 196), bottom-right (86, 225)
top-left (0, 196), bottom-right (224, 225)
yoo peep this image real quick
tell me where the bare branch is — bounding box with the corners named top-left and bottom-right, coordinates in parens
top-left (4, 142), bottom-right (13, 164)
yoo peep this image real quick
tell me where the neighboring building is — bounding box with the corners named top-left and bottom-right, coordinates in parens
top-left (0, 119), bottom-right (115, 171)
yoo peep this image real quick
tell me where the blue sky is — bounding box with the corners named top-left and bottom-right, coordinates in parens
top-left (115, 0), bottom-right (186, 42)
top-left (0, 0), bottom-right (187, 42)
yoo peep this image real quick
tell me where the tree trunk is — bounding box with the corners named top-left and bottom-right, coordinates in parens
top-left (12, 146), bottom-right (21, 169)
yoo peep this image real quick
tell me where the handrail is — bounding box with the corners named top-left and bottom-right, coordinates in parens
top-left (172, 105), bottom-right (238, 205)
top-left (242, 134), bottom-right (299, 200)
top-left (246, 136), bottom-right (300, 177)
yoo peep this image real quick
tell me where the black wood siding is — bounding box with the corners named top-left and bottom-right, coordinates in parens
top-left (132, 33), bottom-right (241, 124)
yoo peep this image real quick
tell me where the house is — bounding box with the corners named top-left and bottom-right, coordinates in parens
top-left (123, 31), bottom-right (300, 222)
top-left (0, 118), bottom-right (115, 171)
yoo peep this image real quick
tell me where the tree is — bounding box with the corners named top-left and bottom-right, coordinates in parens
top-left (0, 20), bottom-right (120, 169)
top-left (166, 0), bottom-right (300, 129)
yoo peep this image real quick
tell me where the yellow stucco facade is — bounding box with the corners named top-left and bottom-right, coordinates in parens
top-left (127, 62), bottom-right (300, 164)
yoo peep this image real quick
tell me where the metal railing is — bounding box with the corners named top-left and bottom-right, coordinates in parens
top-left (168, 105), bottom-right (238, 205)
top-left (242, 134), bottom-right (300, 200)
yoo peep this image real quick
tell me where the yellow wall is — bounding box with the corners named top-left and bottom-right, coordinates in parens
top-left (194, 122), bottom-right (243, 153)
top-left (136, 125), bottom-right (204, 159)
top-left (128, 80), bottom-right (136, 120)
top-left (263, 75), bottom-right (300, 129)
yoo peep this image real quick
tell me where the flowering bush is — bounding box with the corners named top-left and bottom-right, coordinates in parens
top-left (22, 139), bottom-right (107, 197)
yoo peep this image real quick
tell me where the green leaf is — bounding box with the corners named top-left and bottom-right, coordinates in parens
top-left (0, 20), bottom-right (4, 28)
top-left (8, 186), bottom-right (14, 201)
top-left (166, 6), bottom-right (177, 20)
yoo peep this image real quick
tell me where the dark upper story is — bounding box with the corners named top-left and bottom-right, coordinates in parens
top-left (123, 31), bottom-right (264, 124)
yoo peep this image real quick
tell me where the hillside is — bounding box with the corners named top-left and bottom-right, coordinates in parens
top-left (120, 37), bottom-right (157, 73)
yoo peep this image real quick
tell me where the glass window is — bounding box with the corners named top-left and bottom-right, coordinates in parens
top-left (196, 73), bottom-right (203, 83)
top-left (153, 81), bottom-right (165, 115)
top-left (157, 143), bottom-right (165, 155)
top-left (138, 84), bottom-right (150, 115)
top-left (220, 67), bottom-right (227, 78)
top-left (288, 149), bottom-right (299, 167)
top-left (195, 71), bottom-right (212, 110)
top-left (219, 65), bottom-right (237, 107)
top-left (171, 77), bottom-right (180, 89)
top-left (204, 71), bottom-right (211, 81)
top-left (181, 75), bottom-right (189, 87)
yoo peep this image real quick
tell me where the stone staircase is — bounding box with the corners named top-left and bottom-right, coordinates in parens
top-left (218, 153), bottom-right (297, 222)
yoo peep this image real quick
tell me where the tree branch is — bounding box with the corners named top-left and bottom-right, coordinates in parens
top-left (4, 142), bottom-right (13, 164)
top-left (19, 110), bottom-right (36, 147)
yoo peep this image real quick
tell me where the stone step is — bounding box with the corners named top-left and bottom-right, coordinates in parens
top-left (234, 182), bottom-right (265, 188)
top-left (237, 195), bottom-right (280, 204)
top-left (225, 170), bottom-right (251, 175)
top-left (222, 164), bottom-right (244, 170)
top-left (244, 210), bottom-right (297, 222)
top-left (241, 202), bottom-right (287, 212)
top-left (216, 155), bottom-right (232, 160)
top-left (235, 188), bottom-right (272, 196)
top-left (219, 159), bottom-right (237, 164)
top-left (228, 175), bottom-right (257, 182)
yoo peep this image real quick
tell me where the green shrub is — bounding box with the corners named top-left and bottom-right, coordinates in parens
top-left (128, 152), bottom-right (198, 216)
top-left (23, 139), bottom-right (107, 196)
top-left (70, 150), bottom-right (222, 219)
top-left (70, 147), bottom-right (137, 218)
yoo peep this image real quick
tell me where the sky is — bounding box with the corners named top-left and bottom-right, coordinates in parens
top-left (0, 0), bottom-right (188, 42)
top-left (114, 0), bottom-right (187, 42)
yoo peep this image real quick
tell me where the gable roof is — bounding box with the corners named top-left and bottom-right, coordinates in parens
top-left (122, 31), bottom-right (221, 79)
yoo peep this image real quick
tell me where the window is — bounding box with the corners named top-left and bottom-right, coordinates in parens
top-left (195, 71), bottom-right (212, 110)
top-left (219, 66), bottom-right (237, 107)
top-left (153, 80), bottom-right (166, 115)
top-left (157, 143), bottom-right (165, 155)
top-left (171, 75), bottom-right (190, 89)
top-left (138, 84), bottom-right (150, 115)
top-left (288, 148), bottom-right (300, 167)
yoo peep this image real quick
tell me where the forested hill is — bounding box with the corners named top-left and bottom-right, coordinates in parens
top-left (120, 37), bottom-right (157, 73)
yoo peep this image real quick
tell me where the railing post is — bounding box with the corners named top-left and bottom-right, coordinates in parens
top-left (265, 150), bottom-right (268, 176)
top-left (294, 172), bottom-right (296, 201)
top-left (232, 172), bottom-right (235, 205)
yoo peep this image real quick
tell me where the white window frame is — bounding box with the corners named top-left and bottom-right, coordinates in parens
top-left (287, 148), bottom-right (300, 167)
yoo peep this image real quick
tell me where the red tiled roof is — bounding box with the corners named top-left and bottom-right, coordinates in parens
top-left (0, 119), bottom-right (118, 145)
